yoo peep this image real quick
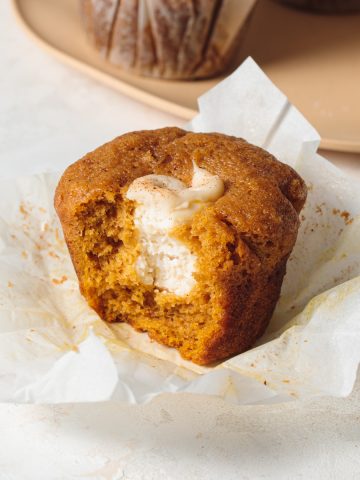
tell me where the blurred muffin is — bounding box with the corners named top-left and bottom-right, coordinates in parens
top-left (80, 0), bottom-right (257, 79)
top-left (55, 127), bottom-right (306, 365)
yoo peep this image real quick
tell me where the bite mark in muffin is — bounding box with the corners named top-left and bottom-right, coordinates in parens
top-left (55, 127), bottom-right (307, 364)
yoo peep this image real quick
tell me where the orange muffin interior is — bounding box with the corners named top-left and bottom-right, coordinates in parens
top-left (55, 128), bottom-right (306, 365)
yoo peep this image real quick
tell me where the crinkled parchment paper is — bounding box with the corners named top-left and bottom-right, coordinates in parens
top-left (1, 58), bottom-right (359, 404)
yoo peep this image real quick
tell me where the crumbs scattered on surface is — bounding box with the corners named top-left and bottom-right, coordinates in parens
top-left (332, 208), bottom-right (354, 225)
top-left (19, 203), bottom-right (29, 217)
top-left (41, 222), bottom-right (50, 233)
top-left (16, 202), bottom-right (66, 260)
top-left (303, 220), bottom-right (318, 235)
top-left (282, 379), bottom-right (290, 384)
top-left (52, 275), bottom-right (68, 285)
top-left (7, 281), bottom-right (14, 288)
top-left (55, 228), bottom-right (65, 247)
top-left (341, 211), bottom-right (353, 225)
top-left (315, 203), bottom-right (325, 215)
top-left (333, 264), bottom-right (356, 285)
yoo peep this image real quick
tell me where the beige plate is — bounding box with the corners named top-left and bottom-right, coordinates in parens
top-left (12, 0), bottom-right (360, 153)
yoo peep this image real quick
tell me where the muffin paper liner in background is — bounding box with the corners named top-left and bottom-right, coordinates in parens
top-left (81, 0), bottom-right (257, 79)
top-left (0, 58), bottom-right (359, 404)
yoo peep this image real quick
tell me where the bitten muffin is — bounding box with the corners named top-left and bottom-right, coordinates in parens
top-left (55, 128), bottom-right (306, 365)
top-left (79, 0), bottom-right (257, 79)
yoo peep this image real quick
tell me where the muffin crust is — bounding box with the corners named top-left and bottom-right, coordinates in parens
top-left (55, 128), bottom-right (306, 364)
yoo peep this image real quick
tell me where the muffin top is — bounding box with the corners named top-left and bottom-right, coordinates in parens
top-left (55, 127), bottom-right (307, 265)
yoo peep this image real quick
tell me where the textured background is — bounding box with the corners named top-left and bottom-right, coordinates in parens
top-left (1, 2), bottom-right (360, 478)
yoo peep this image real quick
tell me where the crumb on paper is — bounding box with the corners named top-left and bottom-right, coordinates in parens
top-left (52, 275), bottom-right (68, 285)
top-left (48, 251), bottom-right (60, 259)
top-left (303, 221), bottom-right (319, 235)
top-left (263, 380), bottom-right (267, 385)
top-left (7, 281), bottom-right (14, 288)
top-left (333, 265), bottom-right (356, 285)
top-left (41, 222), bottom-right (50, 233)
top-left (38, 233), bottom-right (53, 248)
top-left (315, 203), bottom-right (325, 215)
top-left (341, 211), bottom-right (353, 225)
top-left (38, 207), bottom-right (46, 213)
top-left (19, 203), bottom-right (29, 216)
top-left (21, 251), bottom-right (28, 259)
top-left (332, 208), bottom-right (354, 225)
top-left (282, 379), bottom-right (290, 384)
top-left (55, 228), bottom-right (65, 246)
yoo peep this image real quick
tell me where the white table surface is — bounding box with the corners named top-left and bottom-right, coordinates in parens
top-left (1, 2), bottom-right (360, 479)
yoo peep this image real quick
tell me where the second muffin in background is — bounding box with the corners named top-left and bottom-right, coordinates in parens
top-left (80, 0), bottom-right (257, 79)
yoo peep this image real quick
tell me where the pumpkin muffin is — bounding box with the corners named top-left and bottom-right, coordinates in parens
top-left (55, 127), bottom-right (306, 365)
top-left (79, 0), bottom-right (257, 79)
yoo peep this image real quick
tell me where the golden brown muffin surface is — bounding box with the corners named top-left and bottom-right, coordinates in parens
top-left (79, 0), bottom-right (255, 79)
top-left (55, 128), bottom-right (306, 365)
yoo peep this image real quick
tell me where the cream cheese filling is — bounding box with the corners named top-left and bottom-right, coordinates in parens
top-left (126, 162), bottom-right (224, 296)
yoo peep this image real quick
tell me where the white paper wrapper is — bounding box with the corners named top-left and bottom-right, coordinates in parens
top-left (1, 58), bottom-right (359, 404)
